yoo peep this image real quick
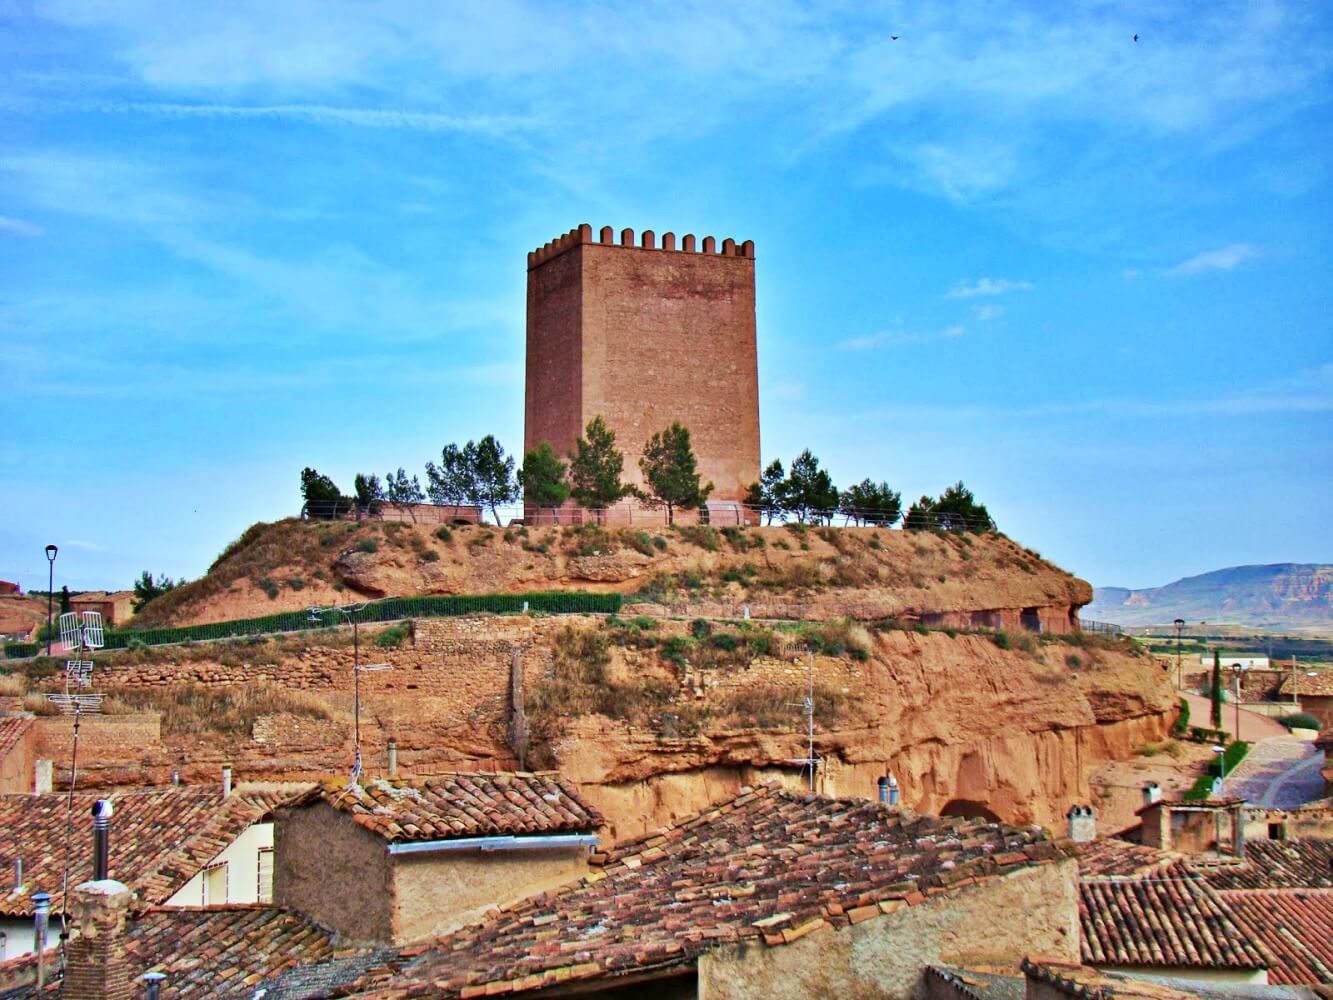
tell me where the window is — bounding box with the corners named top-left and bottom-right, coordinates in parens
top-left (257, 847), bottom-right (274, 903)
top-left (203, 862), bottom-right (228, 905)
top-left (1268, 822), bottom-right (1286, 841)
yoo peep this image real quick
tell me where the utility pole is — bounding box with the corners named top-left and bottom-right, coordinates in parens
top-left (1174, 618), bottom-right (1185, 690)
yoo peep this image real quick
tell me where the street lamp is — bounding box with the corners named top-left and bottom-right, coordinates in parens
top-left (43, 545), bottom-right (58, 655)
top-left (307, 604), bottom-right (389, 782)
top-left (1233, 663), bottom-right (1248, 741)
top-left (1212, 743), bottom-right (1227, 854)
top-left (1173, 619), bottom-right (1185, 689)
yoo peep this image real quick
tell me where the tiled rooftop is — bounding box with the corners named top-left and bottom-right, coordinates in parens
top-left (0, 787), bottom-right (278, 916)
top-left (1079, 875), bottom-right (1269, 970)
top-left (1018, 959), bottom-right (1210, 1000)
top-left (1279, 671), bottom-right (1333, 697)
top-left (288, 772), bottom-right (602, 844)
top-left (327, 786), bottom-right (1072, 998)
top-left (1190, 840), bottom-right (1333, 890)
top-left (1073, 838), bottom-right (1183, 880)
top-left (0, 905), bottom-right (338, 998)
top-left (0, 715), bottom-right (33, 760)
top-left (1219, 889), bottom-right (1333, 985)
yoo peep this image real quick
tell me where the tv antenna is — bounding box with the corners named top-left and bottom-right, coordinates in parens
top-left (307, 604), bottom-right (392, 783)
top-left (50, 610), bottom-right (104, 963)
top-left (785, 646), bottom-right (819, 792)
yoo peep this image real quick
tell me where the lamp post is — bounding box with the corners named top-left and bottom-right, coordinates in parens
top-left (1212, 743), bottom-right (1227, 855)
top-left (1233, 664), bottom-right (1247, 740)
top-left (43, 545), bottom-right (57, 655)
top-left (1173, 619), bottom-right (1185, 690)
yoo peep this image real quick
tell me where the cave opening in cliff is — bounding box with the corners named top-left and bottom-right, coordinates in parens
top-left (939, 799), bottom-right (1002, 823)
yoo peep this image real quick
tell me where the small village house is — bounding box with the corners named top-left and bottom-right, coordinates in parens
top-left (274, 771), bottom-right (603, 945)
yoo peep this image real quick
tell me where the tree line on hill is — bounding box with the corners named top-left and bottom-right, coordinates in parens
top-left (300, 416), bottom-right (994, 531)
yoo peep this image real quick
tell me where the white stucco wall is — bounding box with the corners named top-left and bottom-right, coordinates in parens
top-left (165, 821), bottom-right (274, 906)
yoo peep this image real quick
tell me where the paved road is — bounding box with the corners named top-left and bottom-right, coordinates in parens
top-left (1223, 737), bottom-right (1324, 808)
top-left (1178, 692), bottom-right (1288, 741)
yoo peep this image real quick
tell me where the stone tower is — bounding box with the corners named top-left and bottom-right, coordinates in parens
top-left (524, 224), bottom-right (760, 508)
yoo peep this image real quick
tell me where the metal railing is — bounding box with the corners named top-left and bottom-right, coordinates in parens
top-left (1080, 619), bottom-right (1124, 635)
top-left (300, 499), bottom-right (1001, 532)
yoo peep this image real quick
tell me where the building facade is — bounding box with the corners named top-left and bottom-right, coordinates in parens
top-left (525, 225), bottom-right (760, 508)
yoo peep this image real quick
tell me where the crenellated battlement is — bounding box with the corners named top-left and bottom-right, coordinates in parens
top-left (527, 223), bottom-right (754, 269)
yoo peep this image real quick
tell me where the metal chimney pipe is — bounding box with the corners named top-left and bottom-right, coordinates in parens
top-left (877, 776), bottom-right (889, 804)
top-left (142, 971), bottom-right (167, 999)
top-left (13, 858), bottom-right (21, 893)
top-left (888, 774), bottom-right (900, 806)
top-left (32, 891), bottom-right (50, 989)
top-left (171, 768), bottom-right (180, 786)
top-left (387, 738), bottom-right (398, 778)
top-left (222, 765), bottom-right (233, 798)
top-left (92, 799), bottom-right (114, 880)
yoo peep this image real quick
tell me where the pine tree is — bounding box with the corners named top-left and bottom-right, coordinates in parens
top-left (385, 468), bottom-right (425, 521)
top-left (639, 422), bottom-right (713, 525)
top-left (468, 435), bottom-right (519, 524)
top-left (568, 416), bottom-right (634, 521)
top-left (782, 450), bottom-right (839, 524)
top-left (745, 460), bottom-right (786, 524)
top-left (1211, 650), bottom-right (1224, 729)
top-left (519, 442), bottom-right (571, 520)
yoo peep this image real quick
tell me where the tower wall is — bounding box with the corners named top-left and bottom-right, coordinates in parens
top-left (525, 225), bottom-right (760, 502)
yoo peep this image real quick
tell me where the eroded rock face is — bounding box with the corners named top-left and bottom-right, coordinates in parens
top-left (50, 618), bottom-right (1171, 842)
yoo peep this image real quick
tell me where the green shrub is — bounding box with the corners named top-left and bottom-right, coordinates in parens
top-left (1276, 712), bottom-right (1322, 731)
top-left (690, 618), bottom-right (713, 639)
top-left (421, 550), bottom-right (440, 562)
top-left (677, 526), bottom-right (720, 552)
top-left (1183, 740), bottom-right (1249, 800)
top-left (991, 632), bottom-right (1012, 650)
top-left (630, 616), bottom-right (657, 630)
top-left (661, 636), bottom-right (694, 666)
top-left (682, 570), bottom-right (705, 590)
top-left (288, 577), bottom-right (306, 592)
top-left (256, 577), bottom-right (280, 599)
top-left (652, 536), bottom-right (667, 550)
top-left (435, 526), bottom-right (453, 543)
top-left (375, 623), bottom-right (411, 648)
top-left (625, 530), bottom-right (656, 557)
top-left (710, 632), bottom-right (739, 652)
top-left (356, 538), bottom-right (379, 554)
top-left (1065, 653), bottom-right (1083, 669)
top-left (1171, 698), bottom-right (1191, 737)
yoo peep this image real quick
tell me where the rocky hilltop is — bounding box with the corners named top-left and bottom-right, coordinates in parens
top-left (135, 519), bottom-right (1091, 631)
top-left (1086, 563), bottom-right (1333, 629)
top-left (6, 520), bottom-right (1174, 841)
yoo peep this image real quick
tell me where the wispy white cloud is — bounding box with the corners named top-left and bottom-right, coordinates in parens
top-left (63, 539), bottom-right (105, 552)
top-left (8, 98), bottom-right (532, 136)
top-left (0, 216), bottom-right (43, 237)
top-left (973, 304), bottom-right (1004, 322)
top-left (948, 278), bottom-right (1033, 299)
top-left (838, 325), bottom-right (965, 351)
top-left (1165, 243), bottom-right (1259, 276)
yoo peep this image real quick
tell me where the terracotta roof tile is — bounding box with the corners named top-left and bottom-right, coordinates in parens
top-left (1079, 875), bottom-right (1269, 970)
top-left (322, 787), bottom-right (1071, 997)
top-left (1073, 839), bottom-right (1183, 880)
top-left (1190, 839), bottom-right (1332, 890)
top-left (1017, 959), bottom-right (1208, 1000)
top-left (0, 905), bottom-right (337, 997)
top-left (289, 773), bottom-right (602, 843)
top-left (1219, 889), bottom-right (1333, 985)
top-left (0, 787), bottom-right (279, 916)
top-left (0, 715), bottom-right (33, 759)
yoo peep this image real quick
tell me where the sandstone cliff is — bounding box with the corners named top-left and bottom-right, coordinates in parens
top-left (15, 612), bottom-right (1172, 841)
top-left (135, 519), bottom-right (1091, 632)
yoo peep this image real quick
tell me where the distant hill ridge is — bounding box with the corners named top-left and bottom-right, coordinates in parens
top-left (1085, 563), bottom-right (1333, 628)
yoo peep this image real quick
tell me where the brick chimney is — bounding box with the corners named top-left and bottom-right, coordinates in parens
top-left (63, 879), bottom-right (135, 1000)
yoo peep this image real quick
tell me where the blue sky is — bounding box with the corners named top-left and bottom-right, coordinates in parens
top-left (1, 1), bottom-right (1330, 593)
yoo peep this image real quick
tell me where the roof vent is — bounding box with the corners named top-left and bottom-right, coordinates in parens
top-left (1065, 804), bottom-right (1096, 843)
top-left (1143, 781), bottom-right (1162, 806)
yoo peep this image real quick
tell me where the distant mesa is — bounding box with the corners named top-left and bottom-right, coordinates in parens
top-left (1084, 563), bottom-right (1333, 629)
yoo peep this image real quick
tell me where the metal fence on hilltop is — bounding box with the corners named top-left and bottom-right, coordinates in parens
top-left (298, 498), bottom-right (1003, 532)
